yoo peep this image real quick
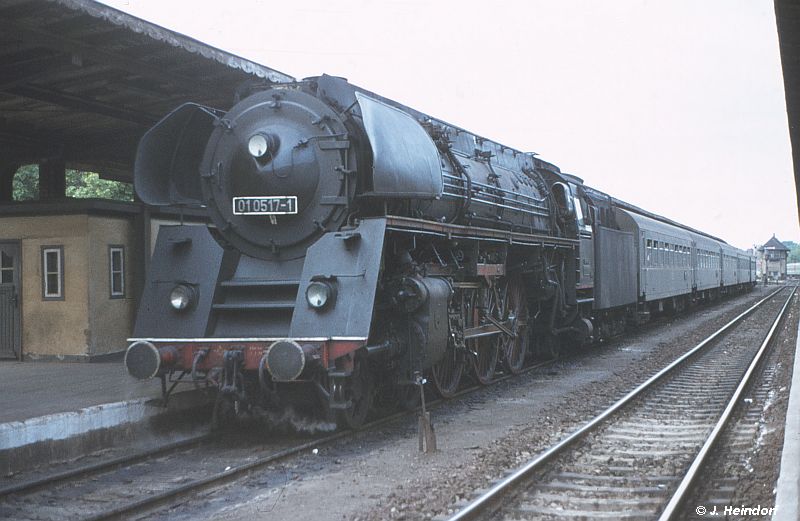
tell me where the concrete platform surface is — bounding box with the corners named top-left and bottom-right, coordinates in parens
top-left (773, 315), bottom-right (800, 521)
top-left (0, 361), bottom-right (161, 424)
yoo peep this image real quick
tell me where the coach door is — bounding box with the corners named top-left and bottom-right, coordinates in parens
top-left (0, 241), bottom-right (21, 359)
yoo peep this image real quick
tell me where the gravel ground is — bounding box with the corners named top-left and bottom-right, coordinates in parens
top-left (147, 287), bottom-right (777, 521)
top-left (733, 295), bottom-right (797, 509)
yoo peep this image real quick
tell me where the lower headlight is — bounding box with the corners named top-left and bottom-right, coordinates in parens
top-left (306, 281), bottom-right (333, 309)
top-left (169, 284), bottom-right (195, 311)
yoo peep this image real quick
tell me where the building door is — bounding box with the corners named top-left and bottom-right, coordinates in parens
top-left (0, 241), bottom-right (21, 359)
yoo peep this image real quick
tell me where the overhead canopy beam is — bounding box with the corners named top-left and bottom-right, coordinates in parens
top-left (0, 53), bottom-right (77, 91)
top-left (8, 84), bottom-right (159, 126)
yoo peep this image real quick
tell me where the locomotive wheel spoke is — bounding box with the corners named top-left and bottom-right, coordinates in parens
top-left (431, 344), bottom-right (465, 398)
top-left (502, 277), bottom-right (529, 374)
top-left (470, 287), bottom-right (499, 385)
top-left (431, 288), bottom-right (467, 398)
top-left (337, 356), bottom-right (374, 429)
top-left (471, 336), bottom-right (499, 384)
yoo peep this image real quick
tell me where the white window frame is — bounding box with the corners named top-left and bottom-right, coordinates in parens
top-left (42, 246), bottom-right (64, 300)
top-left (109, 246), bottom-right (125, 298)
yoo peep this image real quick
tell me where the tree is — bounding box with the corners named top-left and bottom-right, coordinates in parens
top-left (65, 170), bottom-right (133, 201)
top-left (11, 166), bottom-right (133, 202)
top-left (12, 165), bottom-right (38, 201)
top-left (784, 241), bottom-right (800, 263)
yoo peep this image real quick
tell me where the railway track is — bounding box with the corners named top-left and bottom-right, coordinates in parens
top-left (0, 358), bottom-right (558, 521)
top-left (680, 359), bottom-right (783, 519)
top-left (0, 289), bottom-right (770, 520)
top-left (447, 286), bottom-right (795, 521)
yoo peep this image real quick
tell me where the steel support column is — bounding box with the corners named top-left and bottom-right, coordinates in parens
top-left (0, 162), bottom-right (19, 202)
top-left (38, 157), bottom-right (66, 200)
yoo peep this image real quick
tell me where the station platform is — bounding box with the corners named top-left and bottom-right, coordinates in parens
top-left (0, 361), bottom-right (207, 477)
top-left (773, 316), bottom-right (800, 521)
top-left (0, 361), bottom-right (161, 424)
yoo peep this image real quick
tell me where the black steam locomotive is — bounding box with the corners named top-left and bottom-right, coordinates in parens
top-left (125, 75), bottom-right (754, 427)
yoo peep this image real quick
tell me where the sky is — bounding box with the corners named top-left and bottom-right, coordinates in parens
top-left (101, 0), bottom-right (797, 250)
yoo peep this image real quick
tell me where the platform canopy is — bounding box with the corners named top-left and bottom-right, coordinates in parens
top-left (776, 0), bottom-right (800, 222)
top-left (0, 0), bottom-right (294, 183)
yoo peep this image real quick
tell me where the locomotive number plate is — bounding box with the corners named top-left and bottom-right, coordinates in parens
top-left (232, 196), bottom-right (298, 215)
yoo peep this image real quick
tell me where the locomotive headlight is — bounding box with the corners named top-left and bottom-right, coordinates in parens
top-left (169, 284), bottom-right (196, 311)
top-left (306, 280), bottom-right (336, 309)
top-left (248, 134), bottom-right (269, 158)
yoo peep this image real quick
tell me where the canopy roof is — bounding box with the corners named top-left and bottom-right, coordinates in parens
top-left (0, 0), bottom-right (294, 180)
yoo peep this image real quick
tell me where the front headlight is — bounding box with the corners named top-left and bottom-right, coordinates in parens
top-left (306, 281), bottom-right (334, 309)
top-left (169, 284), bottom-right (195, 311)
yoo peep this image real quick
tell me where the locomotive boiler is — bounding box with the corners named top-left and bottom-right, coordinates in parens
top-left (125, 75), bottom-right (583, 426)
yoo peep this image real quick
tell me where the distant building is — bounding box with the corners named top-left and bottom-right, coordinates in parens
top-left (757, 235), bottom-right (790, 281)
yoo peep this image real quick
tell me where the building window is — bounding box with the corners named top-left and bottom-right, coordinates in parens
top-left (109, 246), bottom-right (125, 298)
top-left (42, 246), bottom-right (64, 300)
top-left (1, 251), bottom-right (13, 284)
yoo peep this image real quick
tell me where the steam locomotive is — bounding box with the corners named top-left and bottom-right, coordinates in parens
top-left (124, 75), bottom-right (755, 427)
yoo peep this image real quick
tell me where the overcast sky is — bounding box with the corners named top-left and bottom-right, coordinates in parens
top-left (101, 0), bottom-right (796, 250)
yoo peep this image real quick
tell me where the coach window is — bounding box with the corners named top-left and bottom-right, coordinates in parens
top-left (109, 246), bottom-right (125, 298)
top-left (42, 246), bottom-right (64, 300)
